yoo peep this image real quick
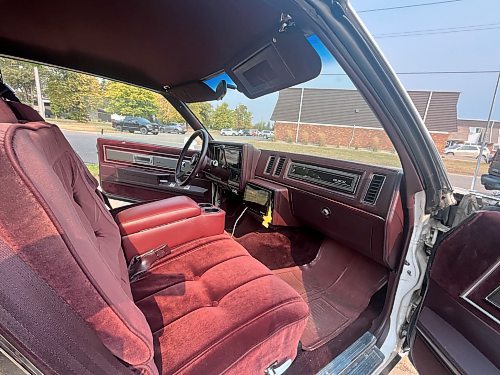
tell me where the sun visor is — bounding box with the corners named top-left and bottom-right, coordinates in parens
top-left (168, 81), bottom-right (221, 103)
top-left (227, 29), bottom-right (322, 99)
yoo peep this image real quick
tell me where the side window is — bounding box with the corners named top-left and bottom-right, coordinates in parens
top-left (199, 37), bottom-right (403, 169)
top-left (0, 57), bottom-right (197, 180)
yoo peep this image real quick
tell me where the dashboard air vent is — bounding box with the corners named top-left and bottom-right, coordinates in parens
top-left (274, 157), bottom-right (286, 176)
top-left (363, 174), bottom-right (386, 205)
top-left (264, 155), bottom-right (276, 174)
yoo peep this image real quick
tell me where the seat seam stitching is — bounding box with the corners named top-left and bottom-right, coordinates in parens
top-left (219, 316), bottom-right (309, 375)
top-left (3, 124), bottom-right (154, 363)
top-left (170, 297), bottom-right (307, 374)
top-left (134, 254), bottom-right (250, 303)
top-left (145, 237), bottom-right (236, 272)
top-left (147, 273), bottom-right (274, 332)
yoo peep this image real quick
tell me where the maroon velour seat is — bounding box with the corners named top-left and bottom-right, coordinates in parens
top-left (0, 99), bottom-right (309, 374)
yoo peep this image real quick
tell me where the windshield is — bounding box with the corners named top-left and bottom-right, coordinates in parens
top-left (195, 35), bottom-right (402, 169)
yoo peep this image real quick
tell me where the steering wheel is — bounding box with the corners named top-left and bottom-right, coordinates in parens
top-left (175, 129), bottom-right (209, 186)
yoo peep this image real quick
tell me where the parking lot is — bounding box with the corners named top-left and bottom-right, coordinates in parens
top-left (63, 129), bottom-right (495, 196)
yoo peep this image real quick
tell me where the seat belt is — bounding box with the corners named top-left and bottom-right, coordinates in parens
top-left (128, 244), bottom-right (171, 282)
top-left (95, 188), bottom-right (113, 210)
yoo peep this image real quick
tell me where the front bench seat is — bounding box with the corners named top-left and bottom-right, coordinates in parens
top-left (0, 100), bottom-right (309, 374)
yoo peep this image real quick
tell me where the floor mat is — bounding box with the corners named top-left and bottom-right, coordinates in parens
top-left (236, 228), bottom-right (323, 270)
top-left (274, 239), bottom-right (388, 351)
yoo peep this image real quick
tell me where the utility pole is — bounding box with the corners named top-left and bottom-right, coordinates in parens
top-left (33, 67), bottom-right (44, 118)
top-left (470, 72), bottom-right (500, 191)
top-left (295, 88), bottom-right (304, 143)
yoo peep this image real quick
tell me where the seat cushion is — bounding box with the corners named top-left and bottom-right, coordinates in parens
top-left (131, 234), bottom-right (309, 375)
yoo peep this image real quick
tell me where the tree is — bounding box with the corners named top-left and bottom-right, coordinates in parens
top-left (105, 82), bottom-right (158, 118)
top-left (46, 70), bottom-right (101, 121)
top-left (156, 94), bottom-right (183, 123)
top-left (211, 103), bottom-right (234, 130)
top-left (189, 102), bottom-right (213, 127)
top-left (254, 120), bottom-right (267, 130)
top-left (234, 104), bottom-right (253, 129)
top-left (0, 57), bottom-right (48, 105)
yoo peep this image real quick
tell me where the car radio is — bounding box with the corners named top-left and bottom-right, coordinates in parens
top-left (243, 183), bottom-right (273, 215)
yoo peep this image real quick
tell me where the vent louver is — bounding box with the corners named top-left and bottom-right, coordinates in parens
top-left (274, 157), bottom-right (286, 176)
top-left (264, 156), bottom-right (276, 174)
top-left (363, 174), bottom-right (386, 205)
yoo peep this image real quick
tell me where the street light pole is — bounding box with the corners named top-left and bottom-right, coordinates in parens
top-left (470, 72), bottom-right (500, 191)
top-left (295, 87), bottom-right (304, 143)
top-left (33, 66), bottom-right (44, 118)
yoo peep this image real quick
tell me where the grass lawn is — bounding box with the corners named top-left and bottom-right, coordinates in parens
top-left (85, 141), bottom-right (487, 179)
top-left (86, 163), bottom-right (99, 179)
top-left (52, 118), bottom-right (117, 134)
top-left (249, 141), bottom-right (489, 176)
top-left (249, 141), bottom-right (402, 168)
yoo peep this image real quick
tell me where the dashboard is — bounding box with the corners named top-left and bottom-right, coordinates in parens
top-left (205, 142), bottom-right (246, 190)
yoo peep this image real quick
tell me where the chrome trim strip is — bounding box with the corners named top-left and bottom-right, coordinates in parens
top-left (485, 285), bottom-right (500, 310)
top-left (460, 259), bottom-right (500, 325)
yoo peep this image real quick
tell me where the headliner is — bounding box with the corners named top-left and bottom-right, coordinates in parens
top-left (0, 0), bottom-right (297, 92)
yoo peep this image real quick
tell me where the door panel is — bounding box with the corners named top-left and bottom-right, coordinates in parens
top-left (97, 138), bottom-right (212, 203)
top-left (410, 210), bottom-right (500, 374)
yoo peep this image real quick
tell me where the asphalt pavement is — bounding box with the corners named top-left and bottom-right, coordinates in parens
top-left (62, 130), bottom-right (251, 164)
top-left (63, 130), bottom-right (495, 196)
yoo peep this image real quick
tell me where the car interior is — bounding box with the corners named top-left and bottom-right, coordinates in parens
top-left (0, 1), bottom-right (499, 375)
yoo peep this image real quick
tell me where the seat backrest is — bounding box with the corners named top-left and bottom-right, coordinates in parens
top-left (0, 100), bottom-right (157, 374)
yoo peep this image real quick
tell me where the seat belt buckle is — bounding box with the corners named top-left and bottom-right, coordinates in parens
top-left (128, 244), bottom-right (170, 282)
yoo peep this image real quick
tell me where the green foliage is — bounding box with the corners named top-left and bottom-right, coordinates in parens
top-left (47, 70), bottom-right (101, 121)
top-left (234, 104), bottom-right (253, 129)
top-left (211, 103), bottom-right (235, 130)
top-left (0, 57), bottom-right (48, 105)
top-left (105, 82), bottom-right (158, 118)
top-left (156, 95), bottom-right (183, 123)
top-left (189, 102), bottom-right (213, 127)
top-left (254, 120), bottom-right (267, 130)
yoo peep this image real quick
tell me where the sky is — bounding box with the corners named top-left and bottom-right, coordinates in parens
top-left (216, 0), bottom-right (500, 123)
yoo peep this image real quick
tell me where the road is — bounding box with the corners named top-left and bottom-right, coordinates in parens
top-left (63, 130), bottom-right (495, 195)
top-left (62, 130), bottom-right (253, 164)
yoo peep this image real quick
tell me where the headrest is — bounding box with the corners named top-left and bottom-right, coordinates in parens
top-left (6, 101), bottom-right (44, 122)
top-left (0, 100), bottom-right (18, 123)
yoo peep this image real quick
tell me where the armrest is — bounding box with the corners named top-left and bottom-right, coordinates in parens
top-left (115, 196), bottom-right (201, 236)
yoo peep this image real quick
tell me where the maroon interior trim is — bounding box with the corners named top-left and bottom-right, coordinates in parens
top-left (255, 149), bottom-right (402, 218)
top-left (3, 123), bottom-right (154, 364)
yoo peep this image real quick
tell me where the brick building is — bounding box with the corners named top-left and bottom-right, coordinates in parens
top-left (448, 119), bottom-right (499, 146)
top-left (271, 88), bottom-right (460, 153)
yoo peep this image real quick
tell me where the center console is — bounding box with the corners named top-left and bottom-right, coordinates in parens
top-left (115, 196), bottom-right (225, 261)
top-left (243, 178), bottom-right (298, 226)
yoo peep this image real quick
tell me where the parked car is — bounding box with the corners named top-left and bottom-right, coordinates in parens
top-left (238, 129), bottom-right (252, 136)
top-left (481, 149), bottom-right (500, 190)
top-left (220, 128), bottom-right (238, 136)
top-left (444, 144), bottom-right (490, 161)
top-left (160, 122), bottom-right (186, 134)
top-left (112, 116), bottom-right (159, 135)
top-left (260, 129), bottom-right (275, 139)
